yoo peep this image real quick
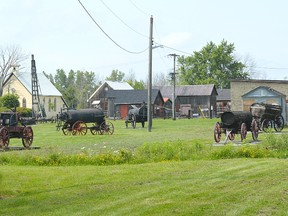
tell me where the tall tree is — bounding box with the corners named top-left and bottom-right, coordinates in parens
top-left (178, 40), bottom-right (249, 88)
top-left (106, 69), bottom-right (125, 82)
top-left (47, 69), bottom-right (99, 109)
top-left (0, 45), bottom-right (27, 96)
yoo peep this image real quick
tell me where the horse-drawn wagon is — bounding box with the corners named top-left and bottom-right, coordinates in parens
top-left (0, 111), bottom-right (33, 150)
top-left (56, 108), bottom-right (114, 135)
top-left (250, 103), bottom-right (284, 132)
top-left (214, 111), bottom-right (259, 143)
top-left (125, 105), bottom-right (147, 128)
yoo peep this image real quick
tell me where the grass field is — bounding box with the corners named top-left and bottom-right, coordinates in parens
top-left (0, 118), bottom-right (288, 215)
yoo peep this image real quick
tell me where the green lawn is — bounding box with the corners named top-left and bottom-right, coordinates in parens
top-left (0, 118), bottom-right (287, 215)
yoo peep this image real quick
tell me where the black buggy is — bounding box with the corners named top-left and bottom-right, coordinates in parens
top-left (125, 105), bottom-right (147, 128)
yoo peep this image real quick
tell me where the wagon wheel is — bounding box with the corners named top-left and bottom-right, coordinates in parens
top-left (62, 123), bottom-right (72, 135)
top-left (56, 120), bottom-right (63, 131)
top-left (90, 124), bottom-right (101, 135)
top-left (261, 119), bottom-right (272, 132)
top-left (214, 122), bottom-right (221, 143)
top-left (240, 122), bottom-right (247, 141)
top-left (100, 121), bottom-right (114, 135)
top-left (228, 131), bottom-right (235, 141)
top-left (0, 128), bottom-right (9, 150)
top-left (274, 115), bottom-right (284, 132)
top-left (72, 121), bottom-right (87, 135)
top-left (251, 119), bottom-right (259, 141)
top-left (131, 114), bottom-right (136, 128)
top-left (22, 127), bottom-right (33, 148)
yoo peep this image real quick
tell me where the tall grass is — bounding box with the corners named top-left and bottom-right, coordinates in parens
top-left (0, 119), bottom-right (287, 166)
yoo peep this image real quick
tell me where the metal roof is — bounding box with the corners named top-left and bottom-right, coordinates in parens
top-left (154, 84), bottom-right (216, 99)
top-left (105, 81), bottom-right (133, 90)
top-left (216, 89), bottom-right (231, 101)
top-left (106, 89), bottom-right (162, 105)
top-left (16, 72), bottom-right (62, 96)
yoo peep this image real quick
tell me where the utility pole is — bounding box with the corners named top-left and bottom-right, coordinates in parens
top-left (168, 53), bottom-right (179, 120)
top-left (147, 16), bottom-right (153, 132)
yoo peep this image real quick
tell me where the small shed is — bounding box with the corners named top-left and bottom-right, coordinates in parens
top-left (87, 81), bottom-right (133, 113)
top-left (155, 84), bottom-right (218, 118)
top-left (106, 89), bottom-right (164, 119)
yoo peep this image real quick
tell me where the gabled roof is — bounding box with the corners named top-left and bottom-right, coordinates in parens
top-left (154, 84), bottom-right (217, 99)
top-left (242, 86), bottom-right (286, 97)
top-left (217, 89), bottom-right (231, 101)
top-left (5, 72), bottom-right (62, 96)
top-left (106, 89), bottom-right (162, 105)
top-left (88, 81), bottom-right (133, 101)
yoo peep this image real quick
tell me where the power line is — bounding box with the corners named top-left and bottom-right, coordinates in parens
top-left (100, 0), bottom-right (148, 39)
top-left (78, 0), bottom-right (148, 54)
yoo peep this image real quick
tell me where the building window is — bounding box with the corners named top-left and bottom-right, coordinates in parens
top-left (54, 98), bottom-right (57, 111)
top-left (22, 98), bottom-right (26, 108)
top-left (48, 98), bottom-right (51, 112)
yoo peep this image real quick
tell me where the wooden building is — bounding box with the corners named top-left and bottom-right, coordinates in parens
top-left (155, 84), bottom-right (218, 118)
top-left (106, 89), bottom-right (164, 119)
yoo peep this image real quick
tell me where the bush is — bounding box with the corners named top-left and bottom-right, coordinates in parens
top-left (16, 107), bottom-right (33, 117)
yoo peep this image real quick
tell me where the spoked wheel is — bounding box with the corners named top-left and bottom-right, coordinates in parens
top-left (228, 131), bottom-right (235, 141)
top-left (0, 128), bottom-right (9, 150)
top-left (251, 119), bottom-right (259, 141)
top-left (72, 121), bottom-right (87, 135)
top-left (274, 115), bottom-right (284, 132)
top-left (240, 122), bottom-right (247, 141)
top-left (261, 119), bottom-right (272, 132)
top-left (100, 121), bottom-right (114, 135)
top-left (131, 114), bottom-right (136, 128)
top-left (56, 120), bottom-right (63, 131)
top-left (214, 122), bottom-right (221, 143)
top-left (62, 123), bottom-right (73, 135)
top-left (90, 124), bottom-right (101, 135)
top-left (22, 127), bottom-right (33, 148)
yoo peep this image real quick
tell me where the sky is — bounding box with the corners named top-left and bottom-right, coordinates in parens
top-left (1, 0), bottom-right (288, 83)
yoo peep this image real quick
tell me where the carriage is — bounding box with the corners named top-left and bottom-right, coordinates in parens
top-left (125, 105), bottom-right (147, 128)
top-left (56, 108), bottom-right (114, 135)
top-left (0, 111), bottom-right (33, 150)
top-left (214, 111), bottom-right (259, 143)
top-left (250, 103), bottom-right (284, 132)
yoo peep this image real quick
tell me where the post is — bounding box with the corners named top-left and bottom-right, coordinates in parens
top-left (168, 54), bottom-right (179, 120)
top-left (147, 16), bottom-right (153, 132)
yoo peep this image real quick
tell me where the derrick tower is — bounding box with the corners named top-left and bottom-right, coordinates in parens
top-left (31, 54), bottom-right (44, 118)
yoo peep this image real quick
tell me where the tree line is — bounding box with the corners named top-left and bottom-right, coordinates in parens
top-left (1, 40), bottom-right (252, 109)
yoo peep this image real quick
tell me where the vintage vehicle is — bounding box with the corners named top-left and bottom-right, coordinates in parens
top-left (56, 108), bottom-right (114, 135)
top-left (125, 105), bottom-right (147, 128)
top-left (0, 111), bottom-right (33, 150)
top-left (214, 111), bottom-right (259, 143)
top-left (250, 103), bottom-right (284, 132)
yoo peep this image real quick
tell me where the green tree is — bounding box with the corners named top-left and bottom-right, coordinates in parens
top-left (0, 94), bottom-right (20, 110)
top-left (46, 69), bottom-right (99, 109)
top-left (106, 69), bottom-right (125, 82)
top-left (178, 40), bottom-right (249, 88)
